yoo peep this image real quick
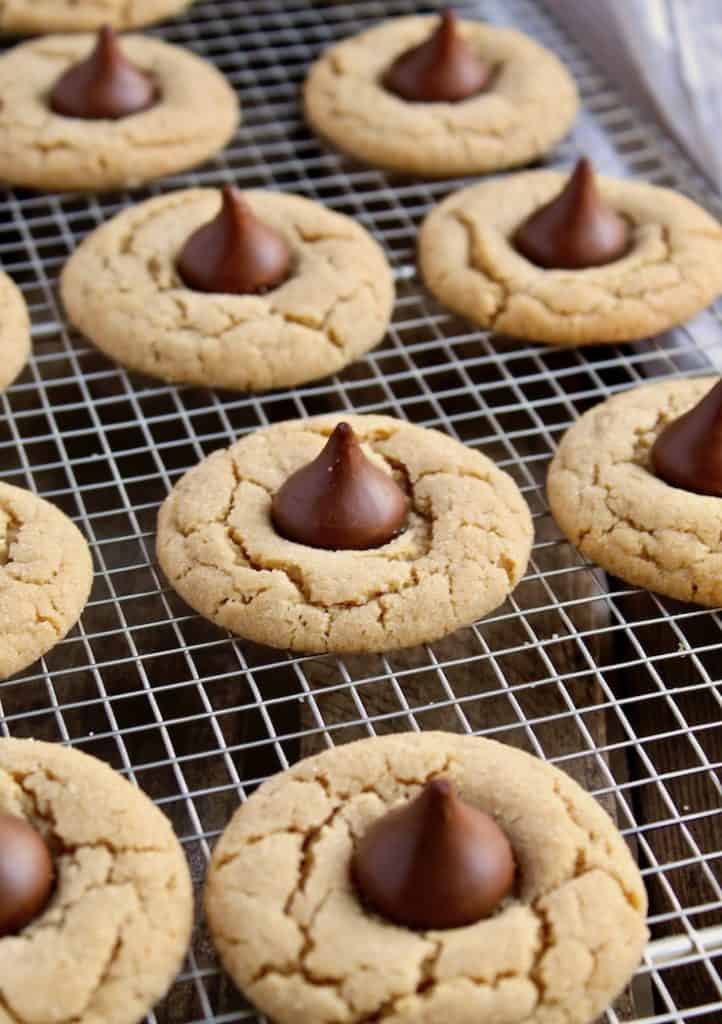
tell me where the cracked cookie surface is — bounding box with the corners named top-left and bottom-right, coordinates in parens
top-left (419, 171), bottom-right (722, 345)
top-left (0, 738), bottom-right (193, 1024)
top-left (0, 483), bottom-right (93, 679)
top-left (156, 414), bottom-right (533, 653)
top-left (0, 274), bottom-right (30, 392)
top-left (548, 376), bottom-right (722, 605)
top-left (205, 731), bottom-right (648, 1024)
top-left (0, 0), bottom-right (194, 33)
top-left (0, 34), bottom-right (238, 191)
top-left (304, 16), bottom-right (578, 177)
top-left (62, 191), bottom-right (395, 391)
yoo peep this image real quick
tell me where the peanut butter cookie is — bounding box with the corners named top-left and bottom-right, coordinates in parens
top-left (548, 376), bottom-right (722, 604)
top-left (304, 15), bottom-right (578, 177)
top-left (62, 190), bottom-right (395, 391)
top-left (0, 0), bottom-right (194, 33)
top-left (206, 731), bottom-right (648, 1024)
top-left (156, 414), bottom-right (533, 653)
top-left (0, 738), bottom-right (193, 1024)
top-left (0, 272), bottom-right (30, 391)
top-left (0, 483), bottom-right (93, 679)
top-left (419, 170), bottom-right (722, 345)
top-left (0, 34), bottom-right (238, 191)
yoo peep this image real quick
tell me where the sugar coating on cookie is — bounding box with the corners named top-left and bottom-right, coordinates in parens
top-left (0, 34), bottom-right (239, 191)
top-left (304, 15), bottom-right (578, 177)
top-left (61, 191), bottom-right (395, 391)
top-left (0, 0), bottom-right (194, 34)
top-left (205, 731), bottom-right (648, 1024)
top-left (420, 170), bottom-right (722, 346)
top-left (0, 483), bottom-right (93, 679)
top-left (0, 738), bottom-right (193, 1024)
top-left (0, 273), bottom-right (30, 391)
top-left (549, 376), bottom-right (722, 605)
top-left (156, 414), bottom-right (533, 653)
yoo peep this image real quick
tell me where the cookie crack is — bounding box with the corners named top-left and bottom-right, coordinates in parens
top-left (570, 462), bottom-right (718, 576)
top-left (454, 212), bottom-right (512, 327)
top-left (229, 527), bottom-right (452, 616)
top-left (275, 276), bottom-right (377, 353)
top-left (550, 780), bottom-right (642, 912)
top-left (248, 807), bottom-right (352, 1007)
top-left (8, 768), bottom-right (166, 858)
top-left (0, 990), bottom-right (22, 1024)
top-left (0, 505), bottom-right (22, 567)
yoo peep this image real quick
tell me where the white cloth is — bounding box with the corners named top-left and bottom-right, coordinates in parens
top-left (545, 0), bottom-right (722, 194)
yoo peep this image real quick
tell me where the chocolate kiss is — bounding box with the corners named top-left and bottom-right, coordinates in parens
top-left (271, 422), bottom-right (408, 551)
top-left (650, 381), bottom-right (722, 497)
top-left (0, 813), bottom-right (54, 937)
top-left (177, 187), bottom-right (292, 296)
top-left (352, 778), bottom-right (515, 929)
top-left (383, 9), bottom-right (491, 103)
top-left (50, 25), bottom-right (158, 120)
top-left (513, 157), bottom-right (631, 270)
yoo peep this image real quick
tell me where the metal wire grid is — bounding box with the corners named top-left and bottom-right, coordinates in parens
top-left (0, 0), bottom-right (720, 1021)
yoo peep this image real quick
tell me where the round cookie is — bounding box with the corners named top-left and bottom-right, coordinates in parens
top-left (0, 738), bottom-right (193, 1024)
top-left (0, 0), bottom-right (194, 33)
top-left (548, 376), bottom-right (722, 605)
top-left (61, 190), bottom-right (395, 391)
top-left (0, 34), bottom-right (239, 191)
top-left (205, 731), bottom-right (648, 1024)
top-left (304, 15), bottom-right (578, 177)
top-left (156, 414), bottom-right (533, 653)
top-left (419, 170), bottom-right (722, 345)
top-left (0, 482), bottom-right (93, 679)
top-left (0, 273), bottom-right (31, 391)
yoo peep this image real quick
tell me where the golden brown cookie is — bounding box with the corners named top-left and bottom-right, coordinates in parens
top-left (205, 731), bottom-right (648, 1024)
top-left (548, 376), bottom-right (722, 605)
top-left (156, 414), bottom-right (533, 653)
top-left (0, 738), bottom-right (193, 1024)
top-left (304, 14), bottom-right (578, 177)
top-left (0, 34), bottom-right (239, 191)
top-left (0, 272), bottom-right (31, 390)
top-left (419, 169), bottom-right (722, 345)
top-left (0, 483), bottom-right (93, 679)
top-left (0, 0), bottom-right (195, 33)
top-left (61, 189), bottom-right (395, 391)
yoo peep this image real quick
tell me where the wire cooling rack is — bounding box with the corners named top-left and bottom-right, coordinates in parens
top-left (0, 1), bottom-right (720, 1022)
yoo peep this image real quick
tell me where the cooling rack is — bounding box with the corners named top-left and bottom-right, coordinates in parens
top-left (0, 1), bottom-right (720, 1022)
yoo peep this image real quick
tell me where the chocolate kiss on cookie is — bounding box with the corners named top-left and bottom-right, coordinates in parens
top-left (178, 187), bottom-right (291, 295)
top-left (0, 813), bottom-right (54, 936)
top-left (383, 8), bottom-right (491, 103)
top-left (514, 157), bottom-right (630, 270)
top-left (271, 422), bottom-right (408, 550)
top-left (353, 777), bottom-right (515, 929)
top-left (651, 381), bottom-right (722, 497)
top-left (50, 25), bottom-right (158, 120)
